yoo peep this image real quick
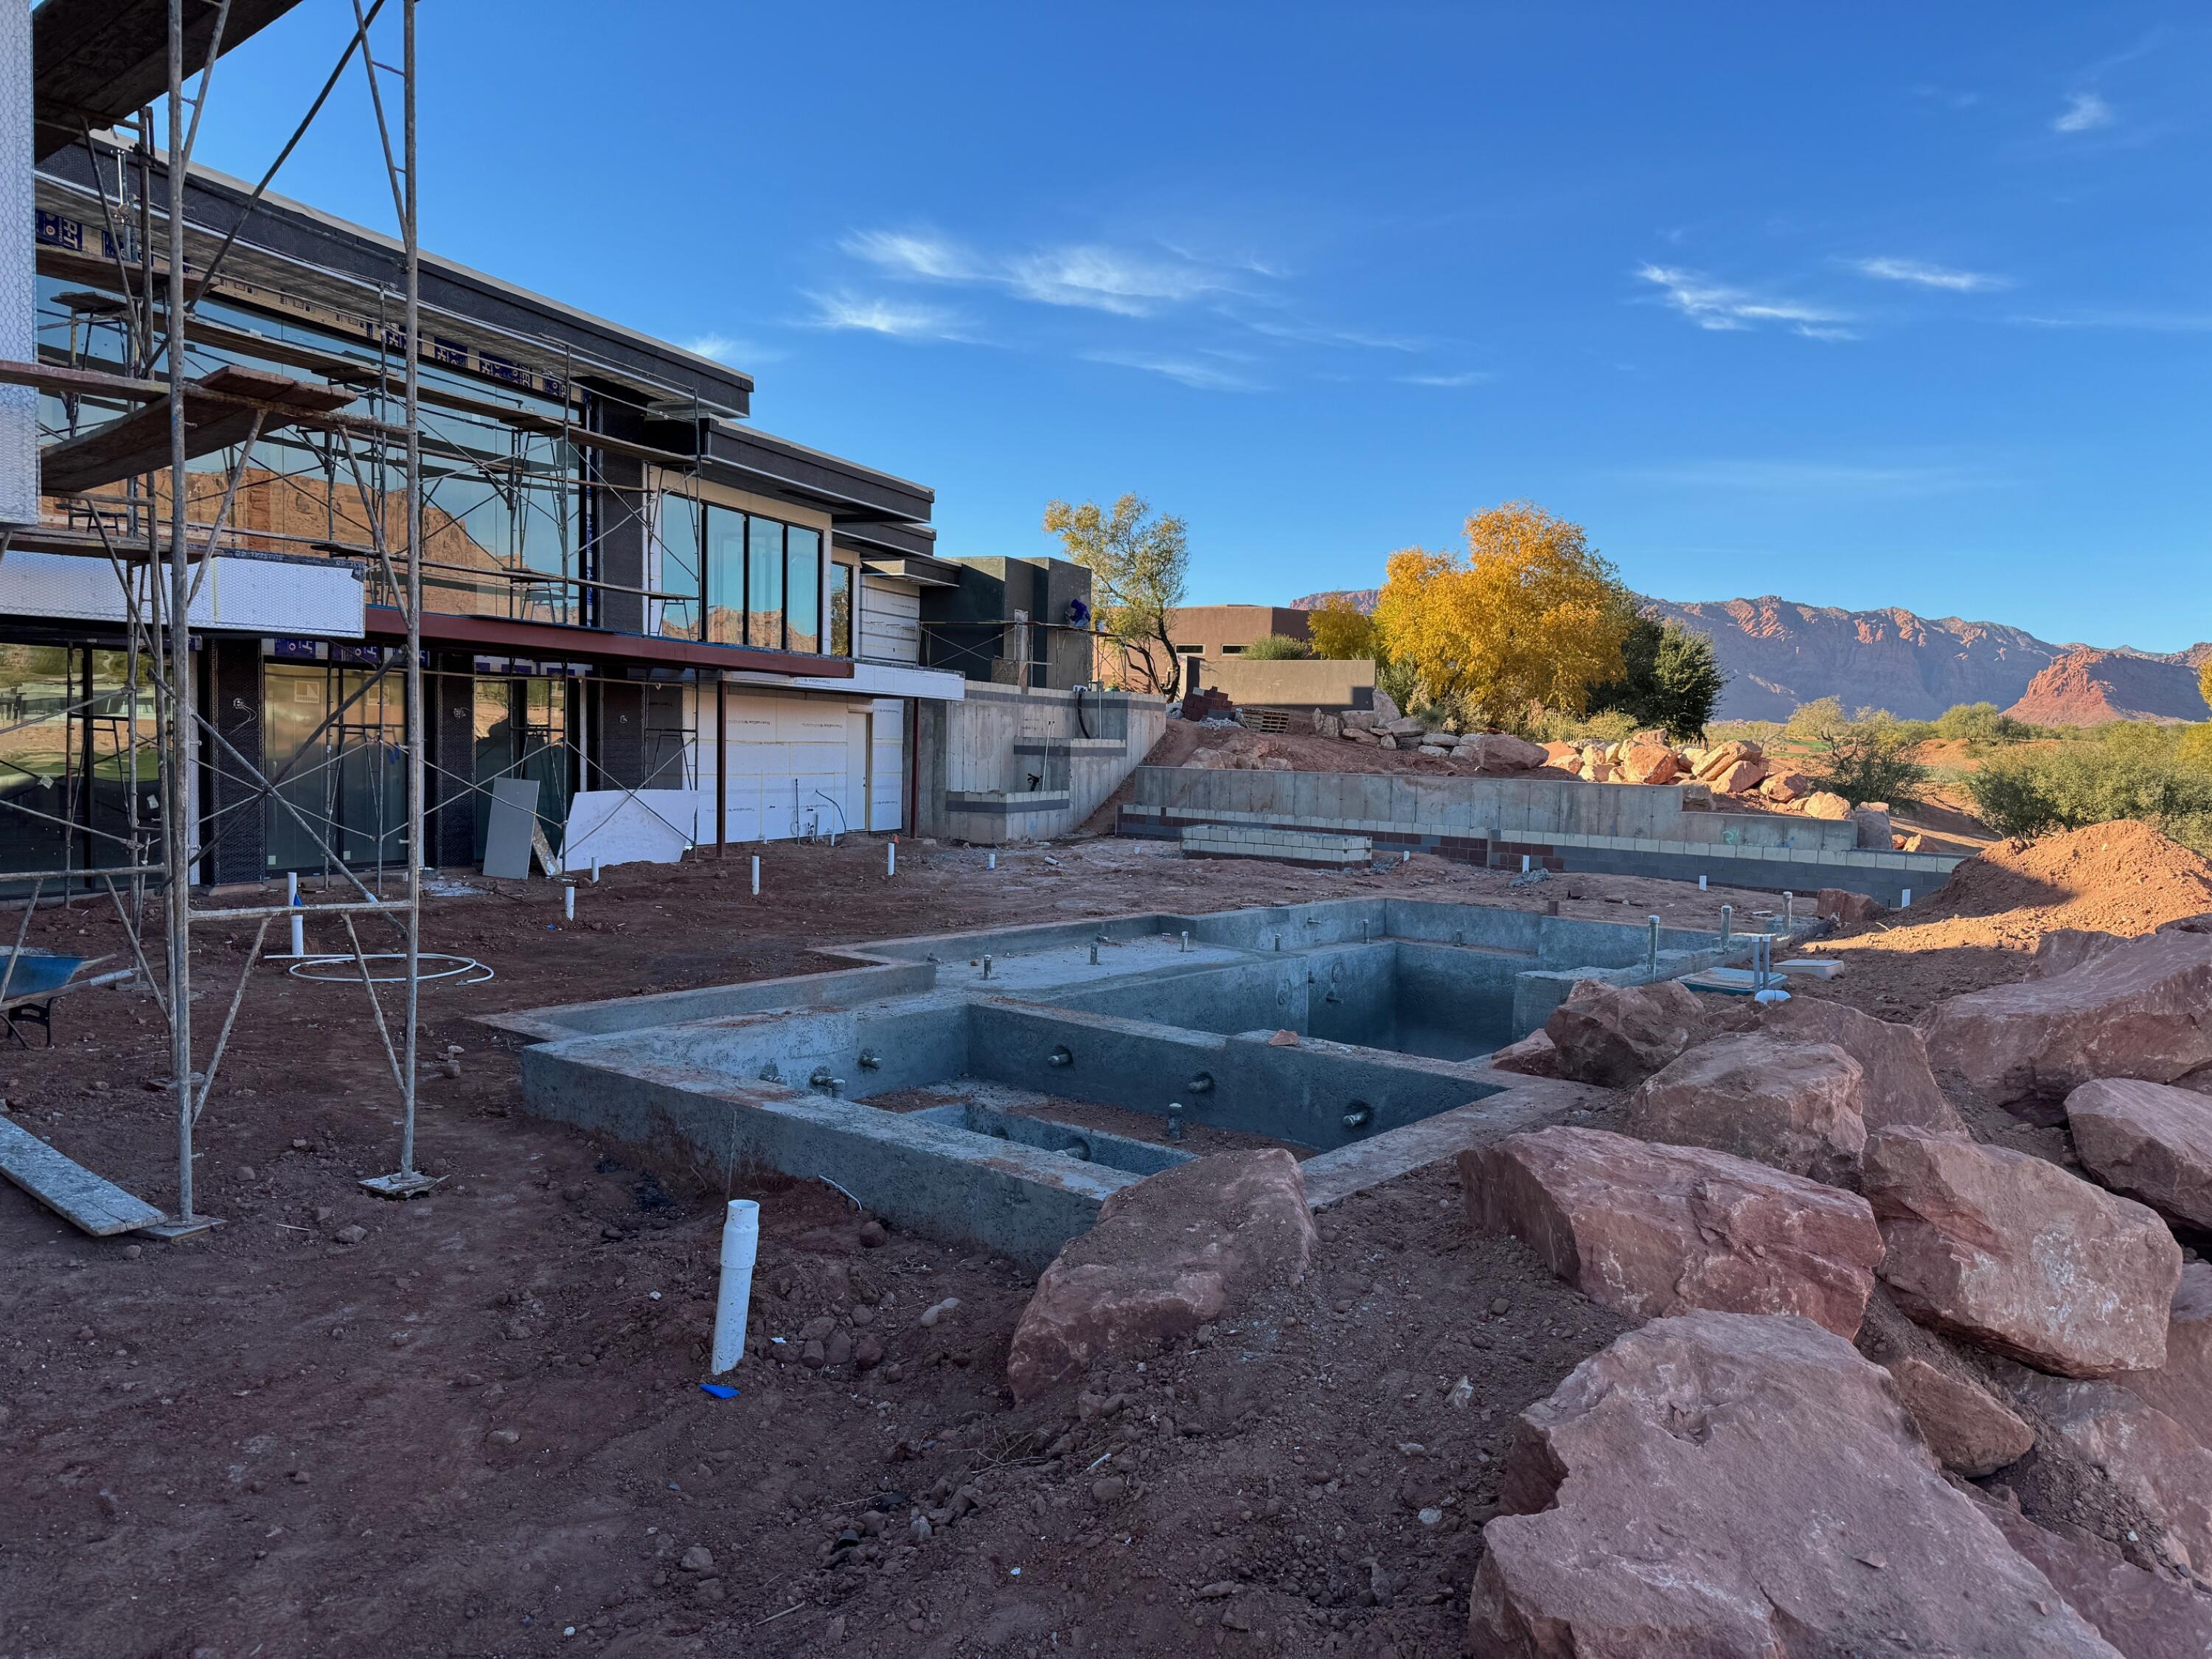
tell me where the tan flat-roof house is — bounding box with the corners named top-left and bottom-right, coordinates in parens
top-left (1096, 603), bottom-right (1314, 691)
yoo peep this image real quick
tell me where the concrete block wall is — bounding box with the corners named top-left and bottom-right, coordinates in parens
top-left (921, 682), bottom-right (1166, 844)
top-left (1180, 824), bottom-right (1371, 868)
top-left (1120, 767), bottom-right (1963, 905)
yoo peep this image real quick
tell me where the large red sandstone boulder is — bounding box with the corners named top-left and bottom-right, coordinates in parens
top-left (1924, 928), bottom-right (2212, 1114)
top-left (1616, 741), bottom-right (1679, 785)
top-left (1972, 1488), bottom-right (2212, 1659)
top-left (2118, 1261), bottom-right (2212, 1447)
top-left (1465, 732), bottom-right (1548, 772)
top-left (1759, 768), bottom-right (1814, 803)
top-left (1861, 1127), bottom-right (2182, 1378)
top-left (1469, 1311), bottom-right (2118, 1657)
top-left (1485, 1027), bottom-right (1558, 1077)
top-left (2066, 1078), bottom-right (2212, 1231)
top-left (1710, 757), bottom-right (1768, 795)
top-left (1005, 1150), bottom-right (1316, 1401)
top-left (1543, 978), bottom-right (1708, 1088)
top-left (1815, 886), bottom-right (1887, 927)
top-left (1802, 791), bottom-right (1853, 820)
top-left (1463, 1127), bottom-right (1884, 1339)
top-left (1884, 1356), bottom-right (2034, 1476)
top-left (1624, 1032), bottom-right (1867, 1185)
top-left (1692, 739), bottom-right (1762, 781)
top-left (1851, 807), bottom-right (1895, 849)
top-left (1759, 996), bottom-right (1967, 1135)
top-left (2017, 1375), bottom-right (2212, 1578)
top-left (1540, 740), bottom-right (1581, 771)
top-left (2033, 929), bottom-right (2129, 979)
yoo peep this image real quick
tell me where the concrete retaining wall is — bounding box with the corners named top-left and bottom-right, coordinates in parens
top-left (1119, 766), bottom-right (1961, 905)
top-left (917, 683), bottom-right (1167, 844)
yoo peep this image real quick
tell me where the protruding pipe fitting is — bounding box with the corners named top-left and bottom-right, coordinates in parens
top-left (1342, 1102), bottom-right (1374, 1132)
top-left (1180, 931), bottom-right (1190, 953)
top-left (857, 1050), bottom-right (881, 1071)
top-left (1186, 1071), bottom-right (1214, 1094)
top-left (1090, 942), bottom-right (1099, 965)
top-left (1165, 1102), bottom-right (1184, 1142)
top-left (1048, 1046), bottom-right (1073, 1068)
top-left (981, 954), bottom-right (993, 980)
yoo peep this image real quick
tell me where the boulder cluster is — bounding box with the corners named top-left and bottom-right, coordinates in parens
top-left (1551, 734), bottom-right (1913, 847)
top-left (1465, 932), bottom-right (2212, 1650)
top-left (1321, 707), bottom-right (1551, 772)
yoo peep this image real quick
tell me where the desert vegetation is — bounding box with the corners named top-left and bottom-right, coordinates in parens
top-left (1306, 501), bottom-right (1725, 741)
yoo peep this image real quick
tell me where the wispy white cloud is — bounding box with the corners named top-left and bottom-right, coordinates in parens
top-left (1235, 313), bottom-right (1427, 352)
top-left (2011, 307), bottom-right (2212, 333)
top-left (1791, 324), bottom-right (1860, 343)
top-left (800, 291), bottom-right (973, 341)
top-left (1394, 369), bottom-right (1492, 387)
top-left (2054, 91), bottom-right (2114, 133)
top-left (680, 332), bottom-right (771, 365)
top-left (840, 229), bottom-right (987, 282)
top-left (1082, 349), bottom-right (1256, 392)
top-left (1852, 257), bottom-right (2011, 293)
top-left (1636, 265), bottom-right (1850, 335)
top-left (1622, 459), bottom-right (2003, 497)
top-left (1006, 246), bottom-right (1235, 316)
top-left (840, 226), bottom-right (1245, 317)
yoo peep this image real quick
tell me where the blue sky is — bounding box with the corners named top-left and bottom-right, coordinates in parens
top-left (184, 4), bottom-right (2210, 648)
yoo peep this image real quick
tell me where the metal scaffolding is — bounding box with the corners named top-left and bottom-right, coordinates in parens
top-left (4, 0), bottom-right (432, 1228)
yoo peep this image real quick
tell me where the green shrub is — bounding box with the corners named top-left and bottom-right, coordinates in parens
top-left (1934, 701), bottom-right (2042, 750)
top-left (1799, 706), bottom-right (1929, 807)
top-left (1784, 697), bottom-right (1846, 746)
top-left (1963, 722), bottom-right (2212, 853)
top-left (1239, 633), bottom-right (1312, 661)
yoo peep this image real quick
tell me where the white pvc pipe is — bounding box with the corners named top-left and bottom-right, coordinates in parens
top-left (287, 871), bottom-right (304, 958)
top-left (711, 1198), bottom-right (760, 1375)
top-left (887, 839), bottom-right (897, 877)
top-left (751, 854), bottom-right (760, 897)
top-left (1902, 887), bottom-right (1912, 907)
top-left (988, 852), bottom-right (997, 871)
top-left (563, 885), bottom-right (575, 922)
top-left (1520, 855), bottom-right (1530, 873)
top-left (1698, 874), bottom-right (1708, 891)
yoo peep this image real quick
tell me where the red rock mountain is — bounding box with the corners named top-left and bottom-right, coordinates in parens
top-left (2008, 649), bottom-right (2212, 726)
top-left (1292, 590), bottom-right (2210, 724)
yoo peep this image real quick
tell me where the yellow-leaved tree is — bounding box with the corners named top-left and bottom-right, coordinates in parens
top-left (1305, 597), bottom-right (1381, 661)
top-left (1372, 501), bottom-right (1635, 728)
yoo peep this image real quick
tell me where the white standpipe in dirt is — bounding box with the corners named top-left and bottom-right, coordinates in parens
top-left (888, 839), bottom-right (897, 877)
top-left (711, 1199), bottom-right (761, 1375)
top-left (751, 855), bottom-right (761, 898)
top-left (287, 872), bottom-right (305, 957)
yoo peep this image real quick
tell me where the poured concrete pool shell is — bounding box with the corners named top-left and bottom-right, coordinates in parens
top-left (493, 897), bottom-right (1818, 1263)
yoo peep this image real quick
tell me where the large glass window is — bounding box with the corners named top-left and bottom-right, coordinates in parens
top-left (652, 493), bottom-right (702, 640)
top-left (828, 561), bottom-right (855, 657)
top-left (705, 504), bottom-right (746, 647)
top-left (746, 516), bottom-right (785, 650)
top-left (35, 272), bottom-right (588, 626)
top-left (785, 527), bottom-right (821, 655)
top-left (263, 661), bottom-right (408, 874)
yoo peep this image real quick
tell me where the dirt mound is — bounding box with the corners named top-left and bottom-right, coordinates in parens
top-left (1795, 822), bottom-right (2212, 1026)
top-left (1921, 821), bottom-right (2212, 933)
top-left (2006, 648), bottom-right (2212, 726)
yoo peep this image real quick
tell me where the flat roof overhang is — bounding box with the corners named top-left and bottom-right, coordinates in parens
top-left (31, 0), bottom-right (307, 160)
top-left (363, 606), bottom-right (855, 681)
top-left (698, 419), bottom-right (933, 527)
top-left (37, 147), bottom-right (757, 419)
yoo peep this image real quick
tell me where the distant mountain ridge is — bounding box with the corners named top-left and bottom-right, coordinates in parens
top-left (1287, 589), bottom-right (2211, 724)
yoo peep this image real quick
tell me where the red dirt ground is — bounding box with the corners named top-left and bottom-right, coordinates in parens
top-left (0, 838), bottom-right (1772, 1659)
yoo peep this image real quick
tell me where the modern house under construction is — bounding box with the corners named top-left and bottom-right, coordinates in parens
top-left (10, 127), bottom-right (988, 888)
